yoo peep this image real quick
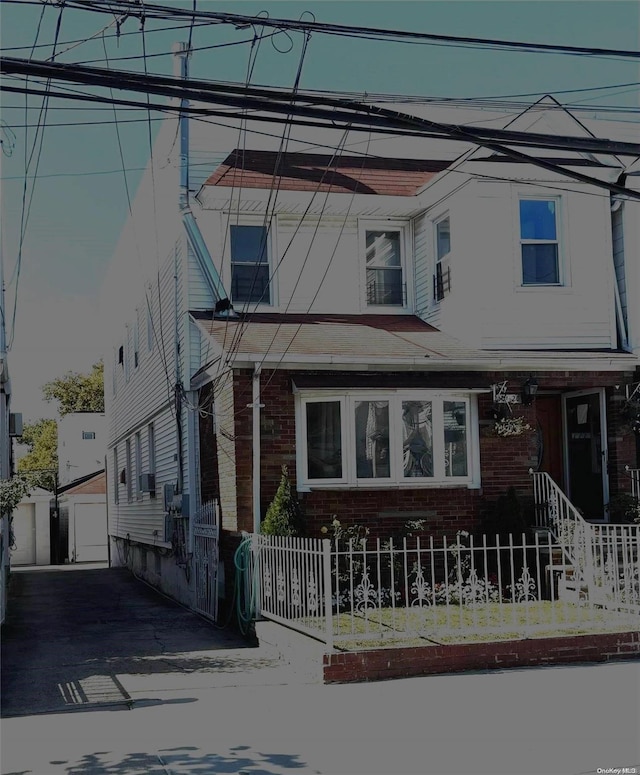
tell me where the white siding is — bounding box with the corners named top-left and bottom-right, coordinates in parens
top-left (108, 408), bottom-right (176, 545)
top-left (426, 179), bottom-right (617, 350)
top-left (274, 215), bottom-right (360, 313)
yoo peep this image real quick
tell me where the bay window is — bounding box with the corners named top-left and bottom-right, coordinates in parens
top-left (298, 391), bottom-right (478, 487)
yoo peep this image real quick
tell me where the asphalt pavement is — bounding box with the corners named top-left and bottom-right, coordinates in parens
top-left (2, 565), bottom-right (639, 775)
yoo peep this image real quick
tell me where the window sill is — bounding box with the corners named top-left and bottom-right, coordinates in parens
top-left (298, 481), bottom-right (479, 492)
top-left (516, 284), bottom-right (570, 293)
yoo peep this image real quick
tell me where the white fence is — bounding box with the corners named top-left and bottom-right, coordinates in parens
top-left (251, 529), bottom-right (640, 647)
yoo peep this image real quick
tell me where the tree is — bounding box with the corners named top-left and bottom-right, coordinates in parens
top-left (42, 360), bottom-right (104, 416)
top-left (261, 466), bottom-right (305, 537)
top-left (17, 419), bottom-right (58, 491)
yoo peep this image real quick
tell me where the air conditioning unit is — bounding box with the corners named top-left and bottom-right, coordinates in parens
top-left (9, 413), bottom-right (23, 437)
top-left (139, 473), bottom-right (156, 493)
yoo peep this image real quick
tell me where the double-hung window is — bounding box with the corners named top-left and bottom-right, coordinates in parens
top-left (364, 228), bottom-right (405, 307)
top-left (519, 198), bottom-right (560, 285)
top-left (434, 216), bottom-right (451, 301)
top-left (298, 391), bottom-right (477, 487)
top-left (125, 439), bottom-right (133, 502)
top-left (230, 224), bottom-right (271, 304)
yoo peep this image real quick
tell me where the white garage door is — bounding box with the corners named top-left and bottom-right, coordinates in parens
top-left (11, 504), bottom-right (36, 566)
top-left (73, 504), bottom-right (108, 563)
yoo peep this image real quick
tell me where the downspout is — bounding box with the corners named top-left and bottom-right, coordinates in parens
top-left (250, 365), bottom-right (264, 534)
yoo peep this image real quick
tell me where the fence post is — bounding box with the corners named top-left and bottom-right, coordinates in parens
top-left (322, 538), bottom-right (334, 650)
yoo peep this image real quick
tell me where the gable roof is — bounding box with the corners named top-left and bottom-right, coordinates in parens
top-left (203, 150), bottom-right (450, 196)
top-left (59, 470), bottom-right (106, 496)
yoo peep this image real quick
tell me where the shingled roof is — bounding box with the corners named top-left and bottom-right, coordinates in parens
top-left (202, 150), bottom-right (450, 196)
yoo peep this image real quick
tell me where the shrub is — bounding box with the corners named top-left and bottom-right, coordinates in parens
top-left (261, 465), bottom-right (305, 536)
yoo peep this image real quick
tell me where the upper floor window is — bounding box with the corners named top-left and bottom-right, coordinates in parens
top-left (125, 439), bottom-right (133, 502)
top-left (82, 431), bottom-right (96, 440)
top-left (434, 216), bottom-right (451, 301)
top-left (146, 302), bottom-right (154, 352)
top-left (113, 448), bottom-right (119, 504)
top-left (134, 432), bottom-right (142, 499)
top-left (133, 313), bottom-right (140, 369)
top-left (230, 224), bottom-right (271, 304)
top-left (365, 229), bottom-right (405, 307)
top-left (298, 390), bottom-right (477, 488)
top-left (519, 198), bottom-right (560, 285)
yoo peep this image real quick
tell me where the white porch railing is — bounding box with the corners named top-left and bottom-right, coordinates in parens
top-left (250, 530), bottom-right (639, 646)
top-left (531, 471), bottom-right (640, 614)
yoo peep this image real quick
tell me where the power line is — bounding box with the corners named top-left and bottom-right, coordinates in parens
top-left (31, 0), bottom-right (640, 60)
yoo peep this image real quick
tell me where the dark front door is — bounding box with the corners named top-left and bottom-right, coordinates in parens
top-left (534, 395), bottom-right (564, 485)
top-left (563, 389), bottom-right (608, 521)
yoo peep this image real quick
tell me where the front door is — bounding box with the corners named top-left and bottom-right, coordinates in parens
top-left (563, 389), bottom-right (609, 521)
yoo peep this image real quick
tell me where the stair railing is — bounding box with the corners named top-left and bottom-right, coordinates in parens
top-left (530, 470), bottom-right (594, 590)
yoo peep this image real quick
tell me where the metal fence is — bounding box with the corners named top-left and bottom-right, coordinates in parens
top-left (251, 528), bottom-right (639, 648)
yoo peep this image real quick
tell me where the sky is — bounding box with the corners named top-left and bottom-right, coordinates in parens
top-left (1, 0), bottom-right (638, 422)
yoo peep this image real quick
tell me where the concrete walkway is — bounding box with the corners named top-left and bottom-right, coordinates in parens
top-left (1, 565), bottom-right (302, 719)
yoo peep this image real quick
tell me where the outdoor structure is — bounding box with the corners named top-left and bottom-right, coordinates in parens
top-left (58, 470), bottom-right (108, 564)
top-left (101, 51), bottom-right (640, 623)
top-left (57, 412), bottom-right (107, 487)
top-left (10, 487), bottom-right (53, 567)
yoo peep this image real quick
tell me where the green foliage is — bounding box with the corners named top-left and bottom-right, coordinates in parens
top-left (479, 487), bottom-right (532, 538)
top-left (42, 360), bottom-right (104, 416)
top-left (261, 466), bottom-right (304, 536)
top-left (608, 493), bottom-right (640, 524)
top-left (0, 475), bottom-right (34, 518)
top-left (17, 419), bottom-right (57, 490)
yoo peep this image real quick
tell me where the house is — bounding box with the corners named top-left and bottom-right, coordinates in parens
top-left (58, 470), bottom-right (108, 564)
top-left (57, 412), bottom-right (107, 486)
top-left (101, 67), bottom-right (640, 616)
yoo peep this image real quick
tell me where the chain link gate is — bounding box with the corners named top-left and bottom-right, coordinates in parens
top-left (193, 500), bottom-right (220, 621)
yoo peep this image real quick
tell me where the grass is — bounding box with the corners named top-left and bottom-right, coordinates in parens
top-left (298, 601), bottom-right (639, 651)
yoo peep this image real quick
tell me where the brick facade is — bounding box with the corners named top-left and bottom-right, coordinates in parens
top-left (323, 630), bottom-right (640, 683)
top-left (199, 367), bottom-right (639, 541)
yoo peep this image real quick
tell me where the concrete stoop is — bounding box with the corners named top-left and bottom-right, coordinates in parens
top-left (254, 620), bottom-right (327, 683)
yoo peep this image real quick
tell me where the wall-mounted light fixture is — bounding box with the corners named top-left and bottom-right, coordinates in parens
top-left (521, 376), bottom-right (539, 406)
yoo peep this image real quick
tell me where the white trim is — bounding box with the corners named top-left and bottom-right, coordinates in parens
top-left (516, 193), bottom-right (565, 287)
top-left (359, 219), bottom-right (412, 312)
top-left (296, 389), bottom-right (479, 490)
top-left (227, 218), bottom-right (276, 309)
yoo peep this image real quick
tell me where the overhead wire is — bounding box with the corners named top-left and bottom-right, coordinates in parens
top-left (100, 28), bottom-right (175, 413)
top-left (28, 0), bottom-right (640, 61)
top-left (8, 1), bottom-right (65, 349)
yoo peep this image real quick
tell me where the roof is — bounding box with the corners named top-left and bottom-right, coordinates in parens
top-left (203, 151), bottom-right (450, 196)
top-left (191, 312), bottom-right (639, 373)
top-left (59, 470), bottom-right (106, 496)
top-left (192, 313), bottom-right (496, 363)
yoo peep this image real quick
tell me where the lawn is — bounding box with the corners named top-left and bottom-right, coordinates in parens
top-left (326, 601), bottom-right (638, 650)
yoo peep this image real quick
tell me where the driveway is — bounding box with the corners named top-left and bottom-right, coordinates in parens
top-left (1, 565), bottom-right (294, 718)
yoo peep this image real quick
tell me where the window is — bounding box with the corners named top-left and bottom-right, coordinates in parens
top-left (230, 224), bottom-right (270, 304)
top-left (365, 229), bottom-right (405, 306)
top-left (298, 391), bottom-right (477, 487)
top-left (125, 439), bottom-right (133, 502)
top-left (82, 431), bottom-right (96, 440)
top-left (147, 423), bottom-right (156, 475)
top-left (146, 303), bottom-right (154, 352)
top-left (434, 217), bottom-right (451, 301)
top-left (124, 328), bottom-right (130, 383)
top-left (519, 198), bottom-right (560, 285)
top-left (113, 448), bottom-right (119, 504)
top-left (134, 432), bottom-right (142, 499)
top-left (133, 313), bottom-right (140, 368)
